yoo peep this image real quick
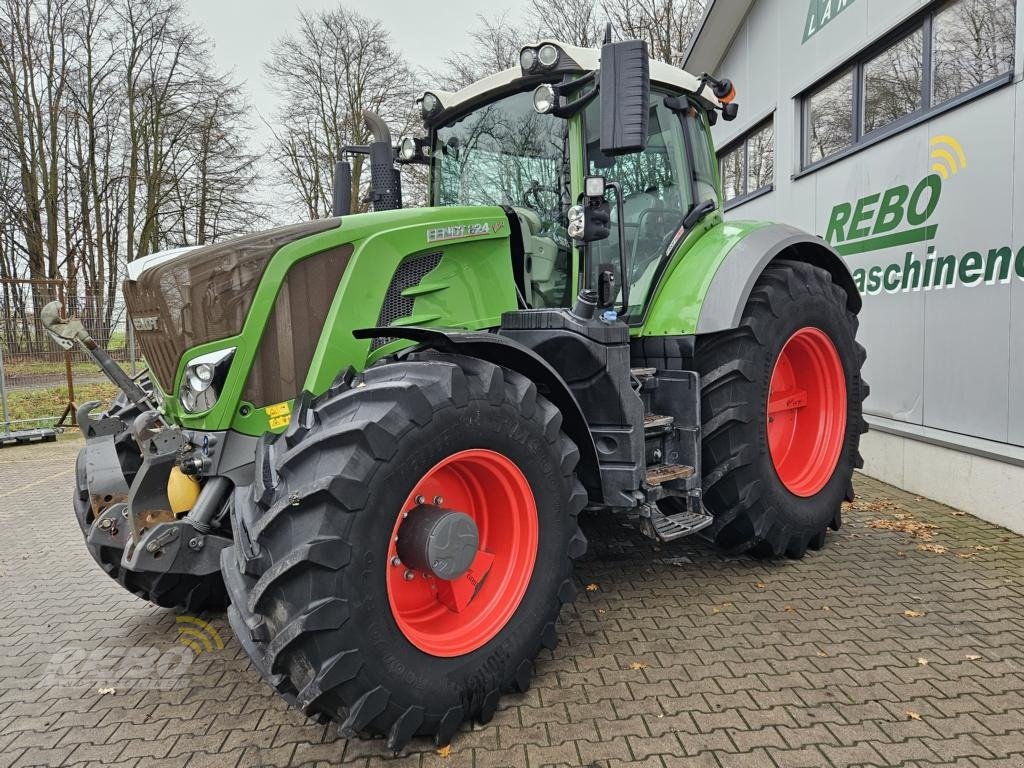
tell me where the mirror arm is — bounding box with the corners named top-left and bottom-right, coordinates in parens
top-left (605, 180), bottom-right (630, 314)
top-left (550, 71), bottom-right (599, 118)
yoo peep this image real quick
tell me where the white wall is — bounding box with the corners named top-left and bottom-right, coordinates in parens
top-left (706, 0), bottom-right (1024, 529)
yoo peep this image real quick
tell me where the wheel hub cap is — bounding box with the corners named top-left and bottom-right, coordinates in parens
top-left (396, 505), bottom-right (479, 580)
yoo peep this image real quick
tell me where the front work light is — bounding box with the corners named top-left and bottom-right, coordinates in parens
top-left (520, 48), bottom-right (537, 72)
top-left (420, 92), bottom-right (441, 119)
top-left (533, 83), bottom-right (557, 114)
top-left (179, 347), bottom-right (234, 414)
top-left (537, 44), bottom-right (559, 68)
top-left (567, 205), bottom-right (586, 240)
top-left (399, 136), bottom-right (417, 161)
top-left (584, 176), bottom-right (606, 198)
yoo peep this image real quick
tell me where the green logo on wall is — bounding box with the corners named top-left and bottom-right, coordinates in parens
top-left (803, 0), bottom-right (859, 43)
top-left (823, 136), bottom-right (1024, 295)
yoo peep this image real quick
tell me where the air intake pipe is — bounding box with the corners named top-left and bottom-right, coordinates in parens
top-left (333, 159), bottom-right (352, 217)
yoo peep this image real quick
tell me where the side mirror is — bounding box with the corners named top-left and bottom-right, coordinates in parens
top-left (599, 39), bottom-right (650, 156)
top-left (567, 176), bottom-right (611, 244)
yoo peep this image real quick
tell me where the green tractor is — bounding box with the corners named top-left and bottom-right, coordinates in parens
top-left (47, 34), bottom-right (867, 751)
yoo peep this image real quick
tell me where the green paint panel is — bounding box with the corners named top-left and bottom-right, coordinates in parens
top-left (638, 218), bottom-right (770, 337)
top-left (166, 206), bottom-right (516, 436)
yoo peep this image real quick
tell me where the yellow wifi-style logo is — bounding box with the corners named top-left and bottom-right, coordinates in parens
top-left (930, 135), bottom-right (967, 180)
top-left (175, 616), bottom-right (225, 655)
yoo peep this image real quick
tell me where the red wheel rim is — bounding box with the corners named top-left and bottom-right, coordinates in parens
top-left (767, 327), bottom-right (847, 497)
top-left (386, 449), bottom-right (538, 657)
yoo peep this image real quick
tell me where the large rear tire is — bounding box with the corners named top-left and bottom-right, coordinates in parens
top-left (224, 354), bottom-right (587, 751)
top-left (692, 260), bottom-right (868, 558)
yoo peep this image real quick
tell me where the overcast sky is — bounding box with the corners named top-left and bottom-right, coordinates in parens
top-left (184, 0), bottom-right (528, 140)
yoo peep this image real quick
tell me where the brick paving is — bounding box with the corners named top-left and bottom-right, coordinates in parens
top-left (1, 436), bottom-right (1024, 767)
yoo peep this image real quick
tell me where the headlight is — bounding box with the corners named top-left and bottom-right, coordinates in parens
top-left (537, 44), bottom-right (559, 68)
top-left (533, 83), bottom-right (556, 114)
top-left (179, 347), bottom-right (234, 414)
top-left (567, 205), bottom-right (585, 239)
top-left (520, 47), bottom-right (537, 72)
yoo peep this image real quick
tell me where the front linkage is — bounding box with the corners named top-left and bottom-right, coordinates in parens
top-left (45, 302), bottom-right (231, 611)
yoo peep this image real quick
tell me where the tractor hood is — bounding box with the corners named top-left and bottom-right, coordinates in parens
top-left (123, 206), bottom-right (517, 434)
top-left (127, 245), bottom-right (200, 281)
top-left (123, 219), bottom-right (342, 392)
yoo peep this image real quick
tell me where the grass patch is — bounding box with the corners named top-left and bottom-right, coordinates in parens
top-left (4, 359), bottom-right (137, 377)
top-left (3, 382), bottom-right (118, 425)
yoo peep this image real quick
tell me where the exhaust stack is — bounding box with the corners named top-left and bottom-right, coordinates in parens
top-left (331, 110), bottom-right (403, 217)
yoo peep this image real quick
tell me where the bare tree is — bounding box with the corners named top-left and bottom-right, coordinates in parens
top-left (528, 0), bottom-right (604, 48)
top-left (170, 74), bottom-right (265, 246)
top-left (0, 0), bottom-right (74, 307)
top-left (436, 12), bottom-right (526, 90)
top-left (0, 0), bottom-right (265, 346)
top-left (439, 0), bottom-right (707, 95)
top-left (603, 0), bottom-right (706, 64)
top-left (264, 5), bottom-right (415, 218)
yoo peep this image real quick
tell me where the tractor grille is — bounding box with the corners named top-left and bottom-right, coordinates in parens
top-left (371, 252), bottom-right (442, 350)
top-left (123, 219), bottom-right (340, 392)
top-left (242, 245), bottom-right (352, 407)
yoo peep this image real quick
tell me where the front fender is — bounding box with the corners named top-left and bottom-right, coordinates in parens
top-left (353, 326), bottom-right (603, 503)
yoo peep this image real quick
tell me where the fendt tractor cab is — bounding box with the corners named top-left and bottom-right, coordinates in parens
top-left (46, 32), bottom-right (866, 752)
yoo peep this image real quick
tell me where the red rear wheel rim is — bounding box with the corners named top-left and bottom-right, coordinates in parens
top-left (386, 449), bottom-right (538, 657)
top-left (767, 327), bottom-right (847, 497)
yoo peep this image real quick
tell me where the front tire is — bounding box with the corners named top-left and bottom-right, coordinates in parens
top-left (224, 354), bottom-right (587, 751)
top-left (693, 260), bottom-right (868, 558)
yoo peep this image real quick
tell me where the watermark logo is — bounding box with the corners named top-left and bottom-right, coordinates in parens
top-left (825, 173), bottom-right (943, 257)
top-left (41, 615), bottom-right (226, 693)
top-left (824, 136), bottom-right (966, 257)
top-left (175, 615), bottom-right (225, 656)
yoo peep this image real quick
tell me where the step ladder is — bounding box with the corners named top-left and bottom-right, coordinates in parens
top-left (639, 501), bottom-right (714, 542)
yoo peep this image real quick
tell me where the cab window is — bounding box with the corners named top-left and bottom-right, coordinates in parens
top-left (583, 91), bottom-right (696, 314)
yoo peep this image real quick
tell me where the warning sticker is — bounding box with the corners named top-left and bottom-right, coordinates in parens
top-left (265, 401), bottom-right (292, 429)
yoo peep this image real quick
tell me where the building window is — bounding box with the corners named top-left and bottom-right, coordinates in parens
top-left (719, 117), bottom-right (775, 205)
top-left (863, 28), bottom-right (923, 134)
top-left (806, 71), bottom-right (854, 163)
top-left (801, 0), bottom-right (1016, 169)
top-left (932, 0), bottom-right (1017, 105)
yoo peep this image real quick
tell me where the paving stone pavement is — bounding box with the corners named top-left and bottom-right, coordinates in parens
top-left (1, 436), bottom-right (1023, 768)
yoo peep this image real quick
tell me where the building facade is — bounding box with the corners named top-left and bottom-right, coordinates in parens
top-left (686, 0), bottom-right (1024, 531)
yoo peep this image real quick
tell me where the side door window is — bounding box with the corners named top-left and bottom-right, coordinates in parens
top-left (583, 91), bottom-right (695, 313)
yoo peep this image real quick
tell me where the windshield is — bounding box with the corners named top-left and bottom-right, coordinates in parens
top-left (432, 90), bottom-right (573, 307)
top-left (432, 90), bottom-right (568, 219)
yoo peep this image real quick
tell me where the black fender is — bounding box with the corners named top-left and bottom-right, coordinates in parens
top-left (696, 223), bottom-right (862, 334)
top-left (354, 326), bottom-right (603, 503)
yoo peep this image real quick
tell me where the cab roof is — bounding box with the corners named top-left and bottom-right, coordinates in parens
top-left (423, 40), bottom-right (722, 121)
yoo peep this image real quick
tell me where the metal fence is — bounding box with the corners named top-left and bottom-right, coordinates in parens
top-left (0, 278), bottom-right (142, 434)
